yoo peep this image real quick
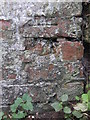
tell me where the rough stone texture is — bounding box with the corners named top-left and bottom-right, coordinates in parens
top-left (0, 2), bottom-right (84, 113)
top-left (83, 2), bottom-right (90, 43)
top-left (20, 17), bottom-right (82, 38)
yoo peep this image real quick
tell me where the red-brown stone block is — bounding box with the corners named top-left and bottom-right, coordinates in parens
top-left (0, 20), bottom-right (12, 30)
top-left (8, 74), bottom-right (16, 79)
top-left (61, 41), bottom-right (84, 61)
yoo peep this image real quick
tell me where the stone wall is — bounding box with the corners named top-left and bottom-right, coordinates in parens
top-left (0, 2), bottom-right (84, 113)
top-left (83, 2), bottom-right (90, 43)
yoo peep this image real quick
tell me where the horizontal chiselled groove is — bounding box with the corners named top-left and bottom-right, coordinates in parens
top-left (22, 16), bottom-right (58, 27)
top-left (20, 17), bottom-right (82, 38)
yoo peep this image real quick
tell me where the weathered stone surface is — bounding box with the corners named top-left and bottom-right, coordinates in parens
top-left (0, 2), bottom-right (84, 114)
top-left (1, 2), bottom-right (82, 20)
top-left (83, 3), bottom-right (90, 43)
top-left (61, 41), bottom-right (84, 61)
top-left (20, 17), bottom-right (82, 38)
top-left (2, 81), bottom-right (83, 112)
top-left (22, 38), bottom-right (84, 62)
top-left (0, 20), bottom-right (12, 30)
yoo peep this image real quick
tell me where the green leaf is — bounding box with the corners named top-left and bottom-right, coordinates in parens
top-left (18, 111), bottom-right (26, 119)
top-left (22, 93), bottom-right (28, 101)
top-left (75, 96), bottom-right (80, 101)
top-left (27, 102), bottom-right (33, 111)
top-left (86, 84), bottom-right (90, 89)
top-left (72, 110), bottom-right (83, 118)
top-left (19, 103), bottom-right (24, 107)
top-left (88, 102), bottom-right (90, 110)
top-left (51, 102), bottom-right (62, 112)
top-left (64, 114), bottom-right (71, 119)
top-left (0, 112), bottom-right (4, 120)
top-left (63, 106), bottom-right (71, 114)
top-left (22, 93), bottom-right (32, 102)
top-left (12, 111), bottom-right (26, 119)
top-left (82, 94), bottom-right (88, 103)
top-left (80, 116), bottom-right (88, 120)
top-left (74, 103), bottom-right (88, 112)
top-left (22, 102), bottom-right (33, 111)
top-left (61, 94), bottom-right (68, 102)
top-left (3, 115), bottom-right (7, 119)
top-left (64, 114), bottom-right (68, 118)
top-left (15, 97), bottom-right (23, 106)
top-left (10, 104), bottom-right (17, 112)
top-left (66, 119), bottom-right (71, 120)
top-left (12, 113), bottom-right (17, 119)
top-left (87, 90), bottom-right (90, 102)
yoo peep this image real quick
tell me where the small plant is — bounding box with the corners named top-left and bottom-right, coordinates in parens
top-left (51, 89), bottom-right (90, 120)
top-left (51, 94), bottom-right (72, 120)
top-left (74, 90), bottom-right (90, 111)
top-left (0, 93), bottom-right (33, 120)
